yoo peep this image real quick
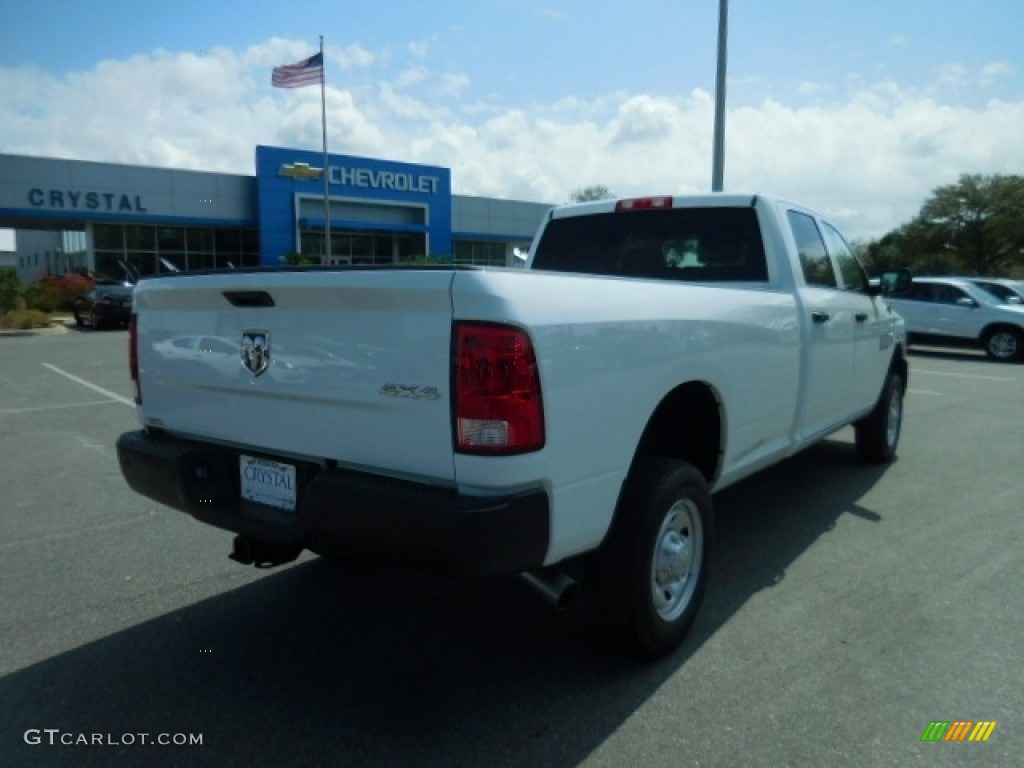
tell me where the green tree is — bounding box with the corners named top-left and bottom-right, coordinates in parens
top-left (916, 174), bottom-right (1024, 275)
top-left (863, 174), bottom-right (1024, 277)
top-left (868, 216), bottom-right (946, 274)
top-left (570, 185), bottom-right (614, 203)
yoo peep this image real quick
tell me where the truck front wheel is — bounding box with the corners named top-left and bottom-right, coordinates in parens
top-left (586, 457), bottom-right (712, 659)
top-left (854, 371), bottom-right (904, 463)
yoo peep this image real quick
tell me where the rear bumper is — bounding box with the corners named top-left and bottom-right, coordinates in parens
top-left (116, 429), bottom-right (550, 577)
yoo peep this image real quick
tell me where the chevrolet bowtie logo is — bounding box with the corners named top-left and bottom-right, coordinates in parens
top-left (278, 162), bottom-right (323, 180)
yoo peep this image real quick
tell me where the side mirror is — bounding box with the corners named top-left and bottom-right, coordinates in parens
top-left (872, 268), bottom-right (912, 296)
top-left (956, 297), bottom-right (978, 308)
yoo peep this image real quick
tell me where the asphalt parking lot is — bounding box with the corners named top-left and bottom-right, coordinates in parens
top-left (1, 327), bottom-right (1021, 767)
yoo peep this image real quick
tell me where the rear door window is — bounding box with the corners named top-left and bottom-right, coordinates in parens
top-left (820, 222), bottom-right (868, 292)
top-left (787, 210), bottom-right (837, 289)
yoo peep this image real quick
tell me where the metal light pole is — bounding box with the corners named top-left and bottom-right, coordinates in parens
top-left (711, 0), bottom-right (728, 192)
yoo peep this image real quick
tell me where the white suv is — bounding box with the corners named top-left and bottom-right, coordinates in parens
top-left (970, 278), bottom-right (1024, 305)
top-left (885, 276), bottom-right (1024, 361)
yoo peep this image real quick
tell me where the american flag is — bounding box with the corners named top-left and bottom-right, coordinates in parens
top-left (271, 52), bottom-right (323, 89)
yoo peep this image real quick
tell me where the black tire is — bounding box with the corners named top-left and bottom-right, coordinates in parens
top-left (585, 457), bottom-right (712, 659)
top-left (982, 327), bottom-right (1022, 362)
top-left (90, 312), bottom-right (102, 331)
top-left (73, 311), bottom-right (83, 327)
top-left (855, 371), bottom-right (904, 463)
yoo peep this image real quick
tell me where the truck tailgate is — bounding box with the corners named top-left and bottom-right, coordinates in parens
top-left (133, 268), bottom-right (457, 484)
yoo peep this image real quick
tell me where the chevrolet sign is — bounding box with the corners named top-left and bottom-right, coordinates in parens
top-left (279, 162), bottom-right (324, 180)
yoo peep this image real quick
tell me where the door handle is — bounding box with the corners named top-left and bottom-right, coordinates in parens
top-left (811, 311), bottom-right (830, 324)
top-left (855, 312), bottom-right (869, 323)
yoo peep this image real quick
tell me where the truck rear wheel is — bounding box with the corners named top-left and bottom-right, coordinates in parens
top-left (586, 457), bottom-right (712, 659)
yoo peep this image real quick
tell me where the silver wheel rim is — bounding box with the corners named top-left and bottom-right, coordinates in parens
top-left (651, 498), bottom-right (703, 622)
top-left (988, 332), bottom-right (1017, 359)
top-left (886, 386), bottom-right (902, 448)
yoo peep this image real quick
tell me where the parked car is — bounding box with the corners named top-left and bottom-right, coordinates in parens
top-left (883, 276), bottom-right (1024, 361)
top-left (72, 281), bottom-right (134, 330)
top-left (968, 277), bottom-right (1024, 305)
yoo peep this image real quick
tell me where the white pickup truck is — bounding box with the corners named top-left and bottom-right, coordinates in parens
top-left (117, 193), bottom-right (908, 658)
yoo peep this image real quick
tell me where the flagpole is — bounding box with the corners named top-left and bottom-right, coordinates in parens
top-left (711, 0), bottom-right (728, 192)
top-left (320, 34), bottom-right (331, 263)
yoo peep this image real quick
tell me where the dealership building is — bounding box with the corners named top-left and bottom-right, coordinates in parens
top-left (0, 146), bottom-right (553, 282)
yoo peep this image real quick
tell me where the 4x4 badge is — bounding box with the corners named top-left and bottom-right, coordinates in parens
top-left (241, 331), bottom-right (271, 377)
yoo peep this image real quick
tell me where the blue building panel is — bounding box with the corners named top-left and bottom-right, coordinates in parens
top-left (255, 145), bottom-right (452, 264)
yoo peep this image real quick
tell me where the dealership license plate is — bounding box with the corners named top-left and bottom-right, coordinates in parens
top-left (240, 455), bottom-right (297, 512)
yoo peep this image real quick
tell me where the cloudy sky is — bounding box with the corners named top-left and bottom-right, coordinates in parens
top-left (0, 0), bottom-right (1021, 241)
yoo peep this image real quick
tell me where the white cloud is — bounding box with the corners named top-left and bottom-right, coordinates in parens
top-left (796, 81), bottom-right (834, 97)
top-left (611, 95), bottom-right (682, 146)
top-left (376, 82), bottom-right (439, 122)
top-left (1, 40), bottom-right (1022, 240)
top-left (981, 60), bottom-right (1015, 85)
top-left (323, 42), bottom-right (378, 71)
top-left (537, 8), bottom-right (568, 22)
top-left (408, 41), bottom-right (431, 59)
top-left (395, 66), bottom-right (429, 88)
top-left (930, 61), bottom-right (1016, 94)
top-left (932, 63), bottom-right (971, 91)
top-left (438, 73), bottom-right (471, 98)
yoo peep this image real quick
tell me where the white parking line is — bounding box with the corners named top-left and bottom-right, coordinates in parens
top-left (41, 363), bottom-right (135, 406)
top-left (914, 368), bottom-right (1013, 383)
top-left (0, 511), bottom-right (156, 551)
top-left (0, 399), bottom-right (124, 416)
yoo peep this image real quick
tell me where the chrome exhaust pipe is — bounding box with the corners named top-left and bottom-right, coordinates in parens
top-left (519, 569), bottom-right (578, 610)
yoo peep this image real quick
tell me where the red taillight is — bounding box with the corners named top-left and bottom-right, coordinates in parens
top-left (615, 196), bottom-right (674, 211)
top-left (129, 314), bottom-right (141, 404)
top-left (453, 322), bottom-right (544, 454)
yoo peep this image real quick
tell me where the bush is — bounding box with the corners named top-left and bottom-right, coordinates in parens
top-left (0, 269), bottom-right (24, 313)
top-left (399, 254), bottom-right (453, 265)
top-left (280, 251), bottom-right (322, 266)
top-left (0, 309), bottom-right (52, 330)
top-left (25, 274), bottom-right (93, 313)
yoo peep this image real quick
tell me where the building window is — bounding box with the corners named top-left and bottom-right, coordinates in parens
top-left (62, 231), bottom-right (87, 253)
top-left (125, 225), bottom-right (155, 251)
top-left (298, 229), bottom-right (416, 265)
top-left (94, 251), bottom-right (124, 279)
top-left (157, 227), bottom-right (185, 253)
top-left (88, 224), bottom-right (256, 277)
top-left (186, 228), bottom-right (214, 253)
top-left (300, 231), bottom-right (324, 260)
top-left (454, 240), bottom-right (506, 267)
top-left (126, 251), bottom-right (158, 277)
top-left (94, 224), bottom-right (123, 250)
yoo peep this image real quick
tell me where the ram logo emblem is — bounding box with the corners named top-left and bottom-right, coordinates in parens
top-left (241, 331), bottom-right (271, 377)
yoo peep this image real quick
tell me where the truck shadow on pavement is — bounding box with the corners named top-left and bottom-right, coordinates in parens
top-left (2, 439), bottom-right (892, 768)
